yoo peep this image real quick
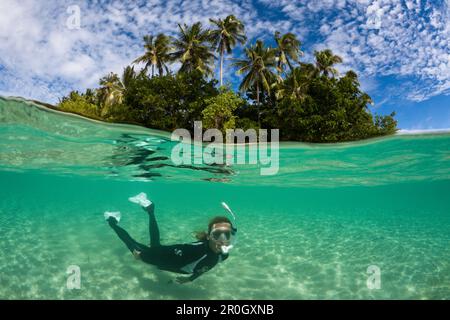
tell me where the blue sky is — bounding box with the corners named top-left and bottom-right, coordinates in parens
top-left (0, 0), bottom-right (449, 130)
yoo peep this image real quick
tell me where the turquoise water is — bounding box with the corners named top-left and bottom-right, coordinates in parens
top-left (0, 96), bottom-right (449, 299)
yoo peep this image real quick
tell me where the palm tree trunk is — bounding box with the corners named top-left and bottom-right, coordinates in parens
top-left (257, 82), bottom-right (260, 128)
top-left (220, 47), bottom-right (224, 87)
top-left (286, 57), bottom-right (294, 72)
top-left (152, 64), bottom-right (155, 77)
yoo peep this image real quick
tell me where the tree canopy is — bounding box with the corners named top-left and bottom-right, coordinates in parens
top-left (58, 15), bottom-right (397, 143)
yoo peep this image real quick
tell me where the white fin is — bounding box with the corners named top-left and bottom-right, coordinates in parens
top-left (104, 211), bottom-right (121, 222)
top-left (129, 192), bottom-right (152, 207)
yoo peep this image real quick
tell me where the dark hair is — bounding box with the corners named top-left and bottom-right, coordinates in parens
top-left (193, 216), bottom-right (232, 241)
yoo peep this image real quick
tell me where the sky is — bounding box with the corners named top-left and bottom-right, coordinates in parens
top-left (0, 0), bottom-right (449, 130)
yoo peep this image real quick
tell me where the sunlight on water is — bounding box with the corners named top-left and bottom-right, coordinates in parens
top-left (0, 96), bottom-right (449, 299)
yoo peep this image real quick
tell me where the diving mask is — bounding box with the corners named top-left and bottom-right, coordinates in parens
top-left (209, 226), bottom-right (237, 254)
top-left (210, 228), bottom-right (232, 242)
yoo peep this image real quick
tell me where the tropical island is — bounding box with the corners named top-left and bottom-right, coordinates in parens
top-left (58, 15), bottom-right (397, 143)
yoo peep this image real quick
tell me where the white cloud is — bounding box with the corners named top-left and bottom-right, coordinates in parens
top-left (319, 24), bottom-right (330, 35)
top-left (257, 0), bottom-right (450, 102)
top-left (0, 0), bottom-right (299, 102)
top-left (0, 0), bottom-right (449, 104)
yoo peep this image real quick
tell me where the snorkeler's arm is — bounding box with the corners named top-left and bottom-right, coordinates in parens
top-left (188, 271), bottom-right (203, 282)
top-left (188, 262), bottom-right (212, 282)
top-left (183, 256), bottom-right (218, 283)
top-left (173, 276), bottom-right (191, 284)
top-left (174, 258), bottom-right (224, 283)
top-left (172, 271), bottom-right (203, 284)
top-left (175, 253), bottom-right (229, 283)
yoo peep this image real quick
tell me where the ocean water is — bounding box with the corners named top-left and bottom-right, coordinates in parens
top-left (0, 96), bottom-right (449, 299)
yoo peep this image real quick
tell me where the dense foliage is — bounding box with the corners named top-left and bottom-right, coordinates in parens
top-left (58, 16), bottom-right (397, 142)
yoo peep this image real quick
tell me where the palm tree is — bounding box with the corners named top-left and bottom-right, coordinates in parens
top-left (84, 88), bottom-right (97, 105)
top-left (344, 70), bottom-right (358, 81)
top-left (275, 66), bottom-right (312, 102)
top-left (98, 66), bottom-right (134, 105)
top-left (343, 70), bottom-right (373, 106)
top-left (99, 72), bottom-right (124, 108)
top-left (121, 65), bottom-right (136, 89)
top-left (314, 49), bottom-right (343, 78)
top-left (299, 62), bottom-right (318, 79)
top-left (233, 40), bottom-right (277, 126)
top-left (209, 15), bottom-right (247, 86)
top-left (171, 22), bottom-right (215, 76)
top-left (274, 31), bottom-right (302, 74)
top-left (133, 34), bottom-right (172, 77)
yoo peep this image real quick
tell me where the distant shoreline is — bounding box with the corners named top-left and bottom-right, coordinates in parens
top-left (397, 128), bottom-right (450, 134)
top-left (2, 95), bottom-right (449, 144)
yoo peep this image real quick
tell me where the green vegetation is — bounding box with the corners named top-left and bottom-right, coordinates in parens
top-left (202, 88), bottom-right (244, 133)
top-left (209, 15), bottom-right (247, 86)
top-left (59, 15), bottom-right (397, 142)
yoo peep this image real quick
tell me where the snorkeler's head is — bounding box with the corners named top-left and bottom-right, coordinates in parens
top-left (195, 216), bottom-right (233, 254)
top-left (193, 216), bottom-right (236, 254)
top-left (208, 227), bottom-right (231, 253)
top-left (207, 216), bottom-right (232, 234)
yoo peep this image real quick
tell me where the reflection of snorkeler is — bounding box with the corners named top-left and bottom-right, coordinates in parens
top-left (104, 193), bottom-right (237, 284)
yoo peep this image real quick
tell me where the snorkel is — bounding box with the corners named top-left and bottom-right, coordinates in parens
top-left (219, 202), bottom-right (238, 254)
top-left (220, 243), bottom-right (233, 254)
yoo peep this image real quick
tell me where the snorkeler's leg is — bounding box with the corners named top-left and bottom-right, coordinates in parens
top-left (107, 217), bottom-right (146, 253)
top-left (144, 203), bottom-right (161, 247)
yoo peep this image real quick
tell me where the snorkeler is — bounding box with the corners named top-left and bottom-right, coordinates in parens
top-left (104, 193), bottom-right (237, 284)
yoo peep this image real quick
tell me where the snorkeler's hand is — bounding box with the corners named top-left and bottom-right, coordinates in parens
top-left (172, 276), bottom-right (190, 284)
top-left (132, 249), bottom-right (141, 260)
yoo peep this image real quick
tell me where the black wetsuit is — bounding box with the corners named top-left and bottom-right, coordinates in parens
top-left (108, 203), bottom-right (229, 282)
